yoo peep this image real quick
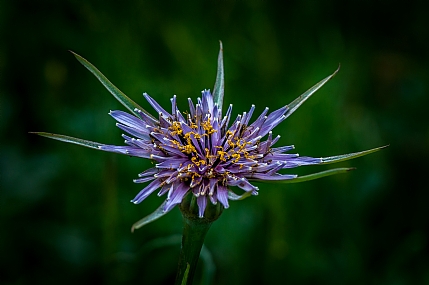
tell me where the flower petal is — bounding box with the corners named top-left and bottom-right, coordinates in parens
top-left (163, 183), bottom-right (190, 213)
top-left (197, 195), bottom-right (207, 217)
top-left (143, 92), bottom-right (171, 118)
top-left (131, 179), bottom-right (164, 204)
top-left (217, 185), bottom-right (230, 208)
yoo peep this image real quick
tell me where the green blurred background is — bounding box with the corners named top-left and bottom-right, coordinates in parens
top-left (1, 0), bottom-right (429, 284)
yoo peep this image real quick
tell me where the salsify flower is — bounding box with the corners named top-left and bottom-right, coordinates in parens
top-left (33, 43), bottom-right (385, 230)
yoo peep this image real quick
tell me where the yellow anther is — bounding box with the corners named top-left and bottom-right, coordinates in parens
top-left (204, 148), bottom-right (216, 160)
top-left (191, 156), bottom-right (206, 166)
top-left (184, 131), bottom-right (202, 140)
top-left (231, 153), bottom-right (241, 163)
top-left (171, 139), bottom-right (196, 154)
top-left (168, 121), bottom-right (183, 136)
top-left (181, 144), bottom-right (196, 154)
top-left (217, 150), bottom-right (229, 161)
top-left (201, 118), bottom-right (217, 135)
top-left (171, 140), bottom-right (181, 147)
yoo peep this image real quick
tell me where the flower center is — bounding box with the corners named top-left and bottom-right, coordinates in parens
top-left (154, 115), bottom-right (260, 192)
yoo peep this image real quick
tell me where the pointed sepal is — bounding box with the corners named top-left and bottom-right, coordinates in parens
top-left (131, 200), bottom-right (169, 232)
top-left (320, 145), bottom-right (388, 165)
top-left (284, 66), bottom-right (340, 119)
top-left (274, 167), bottom-right (355, 184)
top-left (212, 41), bottom-right (224, 114)
top-left (70, 51), bottom-right (155, 120)
top-left (30, 132), bottom-right (105, 150)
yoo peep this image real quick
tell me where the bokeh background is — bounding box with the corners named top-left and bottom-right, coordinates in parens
top-left (1, 0), bottom-right (428, 284)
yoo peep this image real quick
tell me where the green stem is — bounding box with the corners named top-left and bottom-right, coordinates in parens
top-left (175, 194), bottom-right (223, 285)
top-left (174, 217), bottom-right (212, 285)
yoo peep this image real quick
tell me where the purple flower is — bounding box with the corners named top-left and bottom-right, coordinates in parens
top-left (104, 89), bottom-right (317, 216)
top-left (33, 43), bottom-right (385, 230)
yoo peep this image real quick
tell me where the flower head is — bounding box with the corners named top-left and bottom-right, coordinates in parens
top-left (33, 43), bottom-right (386, 230)
top-left (103, 89), bottom-right (319, 217)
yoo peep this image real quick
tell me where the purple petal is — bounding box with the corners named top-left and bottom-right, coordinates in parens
top-left (134, 108), bottom-right (158, 126)
top-left (201, 89), bottom-right (214, 115)
top-left (249, 173), bottom-right (297, 180)
top-left (131, 179), bottom-right (163, 204)
top-left (157, 184), bottom-right (171, 197)
top-left (259, 115), bottom-right (286, 137)
top-left (220, 104), bottom-right (233, 131)
top-left (133, 175), bottom-right (156, 183)
top-left (138, 167), bottom-right (158, 177)
top-left (157, 144), bottom-right (187, 157)
top-left (154, 169), bottom-right (178, 178)
top-left (265, 106), bottom-right (288, 125)
top-left (110, 110), bottom-right (147, 129)
top-left (197, 195), bottom-right (207, 217)
top-left (126, 148), bottom-right (159, 158)
top-left (155, 157), bottom-right (189, 169)
top-left (163, 183), bottom-right (189, 212)
top-left (217, 185), bottom-right (229, 208)
top-left (116, 123), bottom-right (150, 140)
top-left (143, 92), bottom-right (171, 118)
top-left (271, 145), bottom-right (295, 153)
top-left (99, 145), bottom-right (152, 159)
top-left (159, 114), bottom-right (171, 128)
top-left (176, 109), bottom-right (186, 123)
top-left (188, 98), bottom-right (196, 117)
top-left (249, 107), bottom-right (269, 129)
top-left (226, 176), bottom-right (258, 192)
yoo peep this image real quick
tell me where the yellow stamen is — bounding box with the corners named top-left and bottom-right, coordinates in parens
top-left (231, 153), bottom-right (241, 163)
top-left (201, 118), bottom-right (217, 135)
top-left (168, 121), bottom-right (183, 136)
top-left (191, 156), bottom-right (206, 166)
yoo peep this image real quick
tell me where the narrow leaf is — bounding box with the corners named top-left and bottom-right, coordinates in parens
top-left (279, 168), bottom-right (354, 183)
top-left (30, 132), bottom-right (104, 150)
top-left (70, 51), bottom-right (155, 120)
top-left (212, 41), bottom-right (224, 113)
top-left (252, 168), bottom-right (355, 184)
top-left (131, 200), bottom-right (169, 232)
top-left (320, 145), bottom-right (388, 165)
top-left (284, 66), bottom-right (340, 119)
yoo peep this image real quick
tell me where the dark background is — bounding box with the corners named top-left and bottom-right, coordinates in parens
top-left (1, 0), bottom-right (428, 284)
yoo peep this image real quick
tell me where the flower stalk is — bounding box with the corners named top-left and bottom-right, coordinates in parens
top-left (175, 194), bottom-right (223, 285)
top-left (175, 216), bottom-right (212, 285)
